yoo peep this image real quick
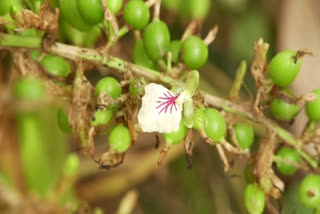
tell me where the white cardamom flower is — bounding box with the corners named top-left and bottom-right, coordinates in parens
top-left (138, 83), bottom-right (191, 133)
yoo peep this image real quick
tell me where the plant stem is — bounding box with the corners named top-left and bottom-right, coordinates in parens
top-left (0, 33), bottom-right (42, 48)
top-left (302, 121), bottom-right (317, 141)
top-left (297, 149), bottom-right (318, 169)
top-left (118, 26), bottom-right (129, 38)
top-left (0, 33), bottom-right (317, 168)
top-left (229, 60), bottom-right (247, 100)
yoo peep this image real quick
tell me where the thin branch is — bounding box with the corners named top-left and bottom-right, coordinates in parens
top-left (0, 33), bottom-right (317, 168)
top-left (229, 60), bottom-right (247, 100)
top-left (181, 20), bottom-right (201, 41)
top-left (147, 0), bottom-right (159, 7)
top-left (216, 144), bottom-right (229, 171)
top-left (153, 0), bottom-right (161, 20)
top-left (203, 25), bottom-right (219, 46)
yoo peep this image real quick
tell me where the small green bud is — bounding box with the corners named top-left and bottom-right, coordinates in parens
top-left (90, 109), bottom-right (113, 127)
top-left (193, 108), bottom-right (206, 130)
top-left (14, 77), bottom-right (46, 101)
top-left (129, 78), bottom-right (148, 95)
top-left (30, 50), bottom-right (42, 61)
top-left (183, 99), bottom-right (194, 128)
top-left (184, 70), bottom-right (199, 97)
top-left (260, 177), bottom-right (273, 193)
top-left (57, 108), bottom-right (73, 133)
top-left (163, 118), bottom-right (188, 145)
top-left (63, 154), bottom-right (80, 177)
top-left (9, 5), bottom-right (19, 17)
top-left (245, 183), bottom-right (265, 214)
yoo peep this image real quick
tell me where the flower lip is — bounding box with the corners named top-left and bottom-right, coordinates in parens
top-left (138, 83), bottom-right (189, 133)
top-left (156, 91), bottom-right (179, 115)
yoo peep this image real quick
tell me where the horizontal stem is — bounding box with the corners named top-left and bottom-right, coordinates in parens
top-left (0, 33), bottom-right (317, 168)
top-left (0, 33), bottom-right (42, 48)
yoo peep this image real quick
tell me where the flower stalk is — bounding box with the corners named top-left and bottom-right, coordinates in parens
top-left (0, 32), bottom-right (317, 168)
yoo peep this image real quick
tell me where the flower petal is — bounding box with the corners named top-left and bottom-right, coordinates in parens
top-left (138, 83), bottom-right (182, 133)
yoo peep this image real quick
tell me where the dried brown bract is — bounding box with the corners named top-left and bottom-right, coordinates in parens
top-left (96, 150), bottom-right (125, 169)
top-left (69, 68), bottom-right (94, 155)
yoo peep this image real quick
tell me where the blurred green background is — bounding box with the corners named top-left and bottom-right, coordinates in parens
top-left (1, 0), bottom-right (320, 213)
